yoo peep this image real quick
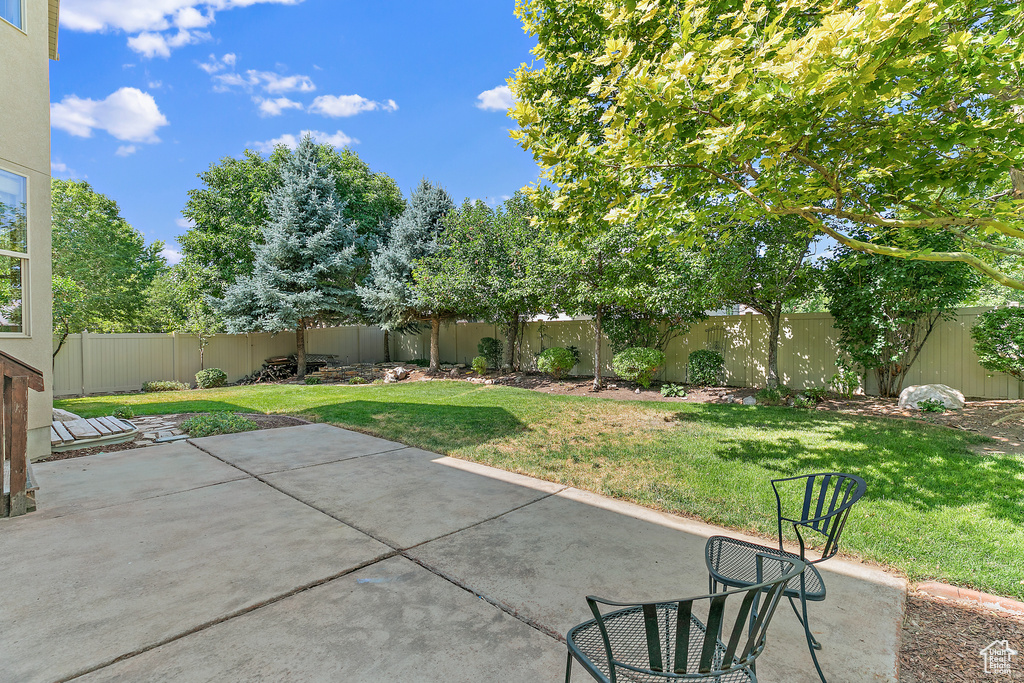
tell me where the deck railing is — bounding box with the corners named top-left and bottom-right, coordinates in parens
top-left (1, 351), bottom-right (44, 517)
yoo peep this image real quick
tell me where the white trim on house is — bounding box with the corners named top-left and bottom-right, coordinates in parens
top-left (0, 0), bottom-right (27, 33)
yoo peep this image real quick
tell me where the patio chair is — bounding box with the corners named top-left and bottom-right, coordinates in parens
top-left (564, 555), bottom-right (805, 682)
top-left (705, 473), bottom-right (867, 683)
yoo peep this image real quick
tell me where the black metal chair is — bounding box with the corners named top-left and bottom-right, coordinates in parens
top-left (705, 473), bottom-right (867, 683)
top-left (565, 555), bottom-right (805, 682)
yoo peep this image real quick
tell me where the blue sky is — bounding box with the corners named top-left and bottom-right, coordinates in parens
top-left (49, 1), bottom-right (539, 263)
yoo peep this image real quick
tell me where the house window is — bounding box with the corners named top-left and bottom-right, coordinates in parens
top-left (0, 168), bottom-right (28, 334)
top-left (0, 0), bottom-right (23, 30)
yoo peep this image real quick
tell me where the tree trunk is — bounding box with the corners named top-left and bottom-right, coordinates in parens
top-left (52, 328), bottom-right (70, 361)
top-left (428, 315), bottom-right (440, 374)
top-left (766, 309), bottom-right (782, 389)
top-left (383, 330), bottom-right (391, 362)
top-left (296, 320), bottom-right (307, 379)
top-left (592, 306), bottom-right (603, 391)
top-left (504, 315), bottom-right (519, 371)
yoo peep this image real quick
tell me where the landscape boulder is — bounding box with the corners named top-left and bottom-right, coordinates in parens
top-left (384, 366), bottom-right (411, 383)
top-left (742, 396), bottom-right (757, 406)
top-left (898, 384), bottom-right (965, 411)
top-left (53, 408), bottom-right (82, 422)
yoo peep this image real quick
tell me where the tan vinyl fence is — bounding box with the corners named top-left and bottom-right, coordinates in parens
top-left (52, 308), bottom-right (1024, 399)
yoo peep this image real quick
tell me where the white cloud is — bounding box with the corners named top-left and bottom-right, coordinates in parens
top-left (176, 217), bottom-right (195, 229)
top-left (254, 96), bottom-right (303, 117)
top-left (252, 129), bottom-right (357, 152)
top-left (308, 94), bottom-right (399, 118)
top-left (50, 161), bottom-right (83, 178)
top-left (476, 85), bottom-right (514, 112)
top-left (212, 69), bottom-right (315, 94)
top-left (51, 87), bottom-right (169, 143)
top-left (148, 80), bottom-right (163, 88)
top-left (61, 0), bottom-right (304, 56)
top-left (160, 247), bottom-right (184, 265)
top-left (198, 52), bottom-right (236, 74)
top-left (115, 145), bottom-right (138, 156)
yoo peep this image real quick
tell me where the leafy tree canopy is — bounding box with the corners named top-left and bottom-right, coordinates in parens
top-left (511, 0), bottom-right (1024, 287)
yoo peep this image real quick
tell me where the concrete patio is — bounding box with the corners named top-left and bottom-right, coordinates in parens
top-left (1, 423), bottom-right (905, 682)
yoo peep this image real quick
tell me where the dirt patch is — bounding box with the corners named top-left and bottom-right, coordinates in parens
top-left (900, 591), bottom-right (1024, 681)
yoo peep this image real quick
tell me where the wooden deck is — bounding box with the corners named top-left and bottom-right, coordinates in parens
top-left (50, 417), bottom-right (138, 452)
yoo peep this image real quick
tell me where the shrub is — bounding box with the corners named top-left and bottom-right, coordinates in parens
top-left (612, 347), bottom-right (666, 389)
top-left (304, 376), bottom-right (322, 385)
top-left (477, 337), bottom-right (504, 371)
top-left (348, 376), bottom-right (368, 385)
top-left (917, 398), bottom-right (947, 413)
top-left (372, 378), bottom-right (385, 385)
top-left (537, 347), bottom-right (576, 379)
top-left (971, 307), bottom-right (1024, 381)
top-left (408, 358), bottom-right (429, 367)
top-left (792, 394), bottom-right (815, 409)
top-left (180, 411), bottom-right (259, 438)
top-left (687, 349), bottom-right (724, 386)
top-left (660, 383), bottom-right (686, 398)
top-left (195, 368), bottom-right (227, 389)
top-left (471, 356), bottom-right (488, 375)
top-left (830, 357), bottom-right (860, 398)
top-left (142, 380), bottom-right (189, 392)
top-left (755, 386), bottom-right (786, 405)
top-left (803, 387), bottom-right (830, 403)
top-left (567, 345), bottom-right (583, 366)
top-left (112, 406), bottom-right (135, 419)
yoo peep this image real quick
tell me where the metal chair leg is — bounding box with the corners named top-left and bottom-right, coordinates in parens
top-left (795, 576), bottom-right (828, 683)
top-left (565, 650), bottom-right (573, 683)
top-left (788, 596), bottom-right (822, 650)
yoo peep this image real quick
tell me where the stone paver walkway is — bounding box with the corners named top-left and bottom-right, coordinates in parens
top-left (1, 424), bottom-right (905, 682)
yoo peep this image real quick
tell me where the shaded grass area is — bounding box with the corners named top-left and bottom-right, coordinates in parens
top-left (57, 382), bottom-right (1024, 599)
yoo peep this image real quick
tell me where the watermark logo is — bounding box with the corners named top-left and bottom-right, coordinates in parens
top-left (981, 640), bottom-right (1018, 675)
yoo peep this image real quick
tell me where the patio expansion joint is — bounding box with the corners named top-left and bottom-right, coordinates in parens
top-left (58, 551), bottom-right (400, 683)
top-left (185, 439), bottom-right (412, 477)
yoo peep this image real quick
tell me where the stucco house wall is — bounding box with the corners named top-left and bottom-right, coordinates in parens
top-left (0, 0), bottom-right (59, 459)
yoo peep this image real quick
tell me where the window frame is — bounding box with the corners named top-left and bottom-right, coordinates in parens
top-left (0, 163), bottom-right (30, 337)
top-left (0, 0), bottom-right (25, 33)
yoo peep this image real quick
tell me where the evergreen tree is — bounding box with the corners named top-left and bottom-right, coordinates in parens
top-left (358, 179), bottom-right (453, 372)
top-left (215, 134), bottom-right (362, 378)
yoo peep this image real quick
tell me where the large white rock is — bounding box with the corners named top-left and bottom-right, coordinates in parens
top-left (898, 384), bottom-right (965, 411)
top-left (53, 408), bottom-right (82, 422)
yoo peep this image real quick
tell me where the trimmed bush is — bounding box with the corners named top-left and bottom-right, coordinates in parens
top-left (537, 347), bottom-right (576, 379)
top-left (971, 307), bottom-right (1024, 381)
top-left (348, 376), bottom-right (368, 385)
top-left (304, 376), bottom-right (322, 385)
top-left (472, 356), bottom-right (488, 375)
top-left (180, 412), bottom-right (259, 438)
top-left (195, 368), bottom-right (227, 389)
top-left (477, 337), bottom-right (504, 371)
top-left (687, 350), bottom-right (724, 386)
top-left (612, 347), bottom-right (666, 389)
top-left (142, 380), bottom-right (189, 392)
top-left (112, 406), bottom-right (135, 419)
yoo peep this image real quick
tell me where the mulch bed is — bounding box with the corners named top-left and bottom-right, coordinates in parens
top-left (900, 592), bottom-right (1024, 681)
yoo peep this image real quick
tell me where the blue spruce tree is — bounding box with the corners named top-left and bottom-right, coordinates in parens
top-left (358, 179), bottom-right (453, 372)
top-left (217, 134), bottom-right (362, 377)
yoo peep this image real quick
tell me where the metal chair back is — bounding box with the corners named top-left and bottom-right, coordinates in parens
top-left (771, 473), bottom-right (866, 563)
top-left (580, 556), bottom-right (804, 681)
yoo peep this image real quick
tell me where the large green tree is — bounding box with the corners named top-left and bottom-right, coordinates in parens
top-left (215, 135), bottom-right (364, 378)
top-left (511, 0), bottom-right (1024, 287)
top-left (414, 193), bottom-right (553, 370)
top-left (705, 214), bottom-right (817, 388)
top-left (358, 179), bottom-right (454, 373)
top-left (51, 179), bottom-right (164, 357)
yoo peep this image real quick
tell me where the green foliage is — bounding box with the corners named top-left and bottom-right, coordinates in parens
top-left (537, 347), bottom-right (576, 379)
top-left (612, 347), bottom-right (666, 389)
top-left (471, 356), bottom-right (488, 375)
top-left (195, 368), bottom-right (227, 389)
top-left (51, 179), bottom-right (165, 356)
top-left (348, 376), bottom-right (368, 385)
top-left (830, 358), bottom-right (861, 399)
top-left (371, 378), bottom-right (385, 385)
top-left (971, 308), bottom-right (1024, 381)
top-left (112, 406), bottom-right (135, 419)
top-left (660, 383), bottom-right (687, 398)
top-left (918, 398), bottom-right (948, 414)
top-left (180, 411), bottom-right (259, 438)
top-left (687, 350), bottom-right (724, 386)
top-left (304, 376), bottom-right (322, 385)
top-left (755, 386), bottom-right (786, 406)
top-left (825, 230), bottom-right (977, 397)
top-left (803, 387), bottom-right (830, 403)
top-left (477, 337), bottom-right (504, 371)
top-left (511, 0), bottom-right (1024, 288)
top-left (142, 380), bottom-right (189, 392)
top-left (792, 395), bottom-right (815, 409)
top-left (567, 345), bottom-right (582, 367)
top-left (407, 358), bottom-right (429, 367)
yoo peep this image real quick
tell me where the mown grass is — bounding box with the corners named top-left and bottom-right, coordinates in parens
top-left (57, 382), bottom-right (1024, 599)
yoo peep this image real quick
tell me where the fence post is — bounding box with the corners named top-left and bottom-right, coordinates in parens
top-left (80, 330), bottom-right (88, 395)
top-left (746, 312), bottom-right (754, 388)
top-left (172, 331), bottom-right (179, 384)
top-left (246, 333), bottom-right (253, 377)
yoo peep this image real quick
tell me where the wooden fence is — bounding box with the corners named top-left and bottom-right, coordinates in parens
top-left (52, 308), bottom-right (1024, 399)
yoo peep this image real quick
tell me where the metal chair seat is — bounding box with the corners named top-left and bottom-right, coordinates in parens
top-left (568, 604), bottom-right (755, 682)
top-left (706, 536), bottom-right (825, 600)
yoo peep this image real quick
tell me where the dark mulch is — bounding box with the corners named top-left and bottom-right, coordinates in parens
top-left (900, 592), bottom-right (1024, 681)
top-left (38, 439), bottom-right (144, 462)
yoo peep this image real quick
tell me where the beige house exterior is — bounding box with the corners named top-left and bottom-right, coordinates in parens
top-left (0, 0), bottom-right (60, 459)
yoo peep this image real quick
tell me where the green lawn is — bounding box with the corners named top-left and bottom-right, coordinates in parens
top-left (56, 382), bottom-right (1024, 600)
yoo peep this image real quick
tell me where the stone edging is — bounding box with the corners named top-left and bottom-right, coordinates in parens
top-left (915, 581), bottom-right (1024, 618)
